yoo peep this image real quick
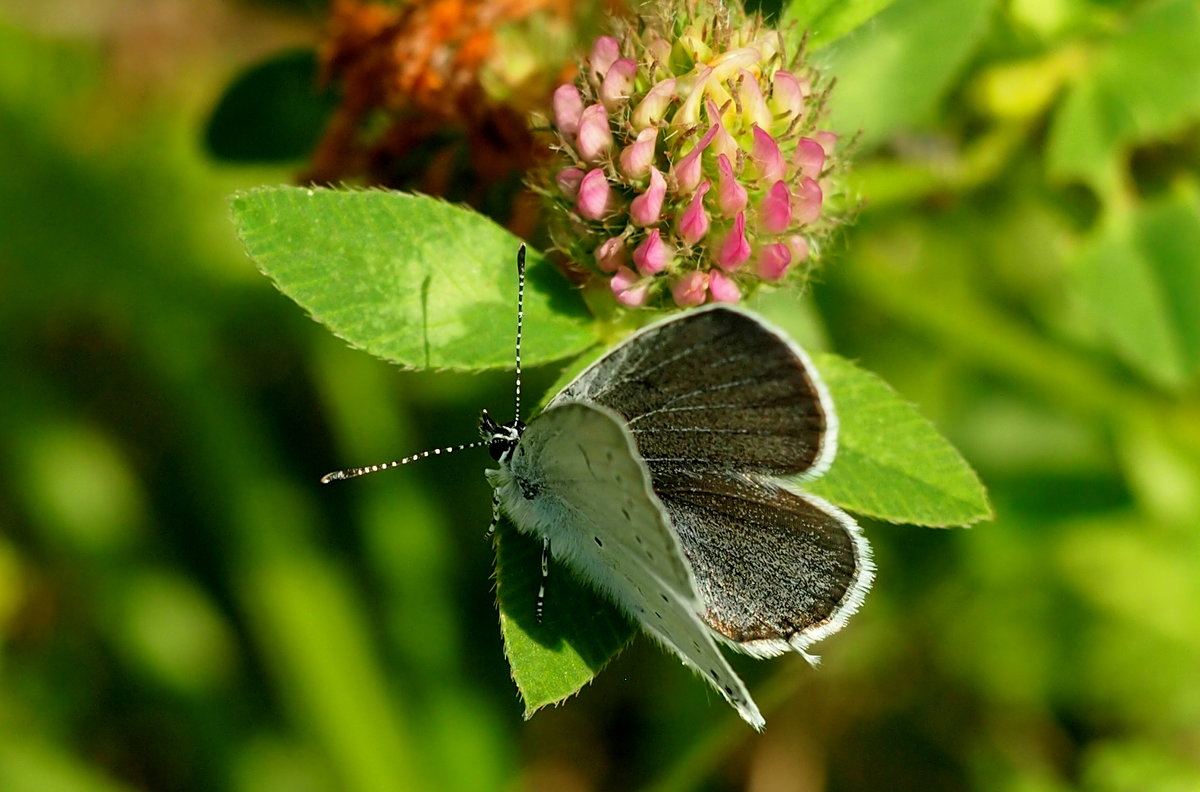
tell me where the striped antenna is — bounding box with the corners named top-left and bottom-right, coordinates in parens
top-left (513, 244), bottom-right (526, 420)
top-left (320, 244), bottom-right (529, 484)
top-left (320, 441), bottom-right (488, 483)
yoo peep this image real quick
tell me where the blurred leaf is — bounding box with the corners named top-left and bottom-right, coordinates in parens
top-left (784, 0), bottom-right (898, 50)
top-left (1047, 0), bottom-right (1200, 194)
top-left (230, 186), bottom-right (598, 370)
top-left (205, 49), bottom-right (337, 163)
top-left (0, 741), bottom-right (138, 792)
top-left (805, 354), bottom-right (993, 526)
top-left (1073, 190), bottom-right (1200, 388)
top-left (819, 0), bottom-right (994, 148)
top-left (495, 526), bottom-right (635, 717)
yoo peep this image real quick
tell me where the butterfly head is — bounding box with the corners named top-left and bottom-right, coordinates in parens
top-left (480, 409), bottom-right (526, 462)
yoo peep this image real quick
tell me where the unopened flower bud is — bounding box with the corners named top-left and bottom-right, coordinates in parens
top-left (630, 167), bottom-right (667, 226)
top-left (601, 58), bottom-right (638, 111)
top-left (750, 126), bottom-right (785, 183)
top-left (715, 212), bottom-right (751, 271)
top-left (759, 180), bottom-right (792, 234)
top-left (594, 236), bottom-right (627, 273)
top-left (576, 168), bottom-right (613, 220)
top-left (553, 84), bottom-right (584, 137)
top-left (678, 181), bottom-right (711, 244)
top-left (716, 154), bottom-right (747, 216)
top-left (619, 128), bottom-right (658, 180)
top-left (755, 242), bottom-right (792, 281)
top-left (794, 137), bottom-right (825, 179)
top-left (611, 266), bottom-right (650, 307)
top-left (577, 104), bottom-right (614, 163)
top-left (633, 228), bottom-right (671, 275)
top-left (672, 270), bottom-right (709, 306)
top-left (589, 36), bottom-right (620, 80)
top-left (793, 177), bottom-right (822, 225)
top-left (708, 270), bottom-right (741, 302)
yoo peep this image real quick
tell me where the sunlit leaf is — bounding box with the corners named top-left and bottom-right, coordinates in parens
top-left (495, 525), bottom-right (635, 716)
top-left (805, 354), bottom-right (993, 527)
top-left (818, 0), bottom-right (994, 148)
top-left (784, 0), bottom-right (898, 50)
top-left (1074, 192), bottom-right (1200, 389)
top-left (230, 186), bottom-right (598, 370)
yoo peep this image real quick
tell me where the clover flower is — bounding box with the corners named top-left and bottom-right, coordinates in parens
top-left (536, 0), bottom-right (849, 308)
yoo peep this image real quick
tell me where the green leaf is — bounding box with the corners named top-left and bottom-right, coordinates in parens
top-left (1047, 0), bottom-right (1200, 195)
top-left (205, 49), bottom-right (337, 163)
top-left (495, 525), bottom-right (635, 717)
top-left (1073, 191), bottom-right (1200, 389)
top-left (784, 0), bottom-right (899, 50)
top-left (818, 0), bottom-right (994, 148)
top-left (805, 354), bottom-right (993, 527)
top-left (230, 186), bottom-right (598, 370)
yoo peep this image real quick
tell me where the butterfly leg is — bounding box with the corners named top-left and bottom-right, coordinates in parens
top-left (536, 536), bottom-right (550, 623)
top-left (486, 490), bottom-right (500, 538)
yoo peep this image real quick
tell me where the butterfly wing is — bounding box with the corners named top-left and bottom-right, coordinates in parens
top-left (493, 401), bottom-right (765, 729)
top-left (655, 473), bottom-right (873, 659)
top-left (550, 305), bottom-right (836, 480)
top-left (549, 306), bottom-right (871, 659)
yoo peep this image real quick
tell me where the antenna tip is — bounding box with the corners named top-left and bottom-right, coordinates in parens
top-left (320, 471), bottom-right (345, 484)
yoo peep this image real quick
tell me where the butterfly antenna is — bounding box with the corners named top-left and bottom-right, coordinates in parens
top-left (513, 243), bottom-right (526, 421)
top-left (320, 440), bottom-right (488, 483)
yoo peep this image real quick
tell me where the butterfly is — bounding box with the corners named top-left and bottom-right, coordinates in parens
top-left (325, 246), bottom-right (873, 729)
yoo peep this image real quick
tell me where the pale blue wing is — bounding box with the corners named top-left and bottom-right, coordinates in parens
top-left (495, 401), bottom-right (764, 729)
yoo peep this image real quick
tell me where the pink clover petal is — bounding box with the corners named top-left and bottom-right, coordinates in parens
top-left (589, 36), bottom-right (620, 80)
top-left (759, 181), bottom-right (793, 234)
top-left (630, 167), bottom-right (667, 227)
top-left (576, 168), bottom-right (613, 220)
top-left (677, 181), bottom-right (711, 245)
top-left (715, 212), bottom-right (751, 271)
top-left (794, 137), bottom-right (826, 179)
top-left (600, 58), bottom-right (638, 111)
top-left (631, 78), bottom-right (676, 129)
top-left (708, 270), bottom-right (741, 303)
top-left (672, 271), bottom-right (709, 307)
top-left (618, 127), bottom-right (657, 180)
top-left (793, 177), bottom-right (823, 225)
top-left (755, 242), bottom-right (792, 281)
top-left (750, 126), bottom-right (785, 184)
top-left (770, 69), bottom-right (807, 119)
top-left (632, 228), bottom-right (671, 275)
top-left (555, 167), bottom-right (584, 199)
top-left (815, 131), bottom-right (838, 156)
top-left (786, 234), bottom-right (810, 263)
top-left (716, 154), bottom-right (747, 217)
top-left (646, 35), bottom-right (672, 65)
top-left (737, 70), bottom-right (772, 130)
top-left (553, 84), bottom-right (584, 137)
top-left (671, 123), bottom-right (719, 194)
top-left (611, 266), bottom-right (650, 307)
top-left (594, 236), bottom-right (626, 273)
top-left (673, 66), bottom-right (713, 127)
top-left (576, 104), bottom-right (614, 163)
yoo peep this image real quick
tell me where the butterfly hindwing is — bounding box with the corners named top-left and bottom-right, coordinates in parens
top-left (655, 473), bottom-right (873, 658)
top-left (491, 401), bottom-right (765, 729)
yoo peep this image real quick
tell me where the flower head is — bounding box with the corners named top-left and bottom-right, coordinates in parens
top-left (538, 0), bottom-right (850, 308)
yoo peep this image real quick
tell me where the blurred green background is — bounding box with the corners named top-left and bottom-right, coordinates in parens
top-left (2, 0), bottom-right (1198, 790)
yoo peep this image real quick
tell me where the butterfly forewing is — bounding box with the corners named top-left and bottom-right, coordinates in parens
top-left (551, 306), bottom-right (833, 481)
top-left (494, 401), bottom-right (765, 729)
